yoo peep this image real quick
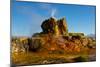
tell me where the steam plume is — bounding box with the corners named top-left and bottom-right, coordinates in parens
top-left (51, 9), bottom-right (56, 17)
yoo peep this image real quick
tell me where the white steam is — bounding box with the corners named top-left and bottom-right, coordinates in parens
top-left (51, 9), bottom-right (56, 17)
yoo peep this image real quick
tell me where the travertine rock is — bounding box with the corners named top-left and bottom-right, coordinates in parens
top-left (41, 17), bottom-right (57, 34)
top-left (41, 17), bottom-right (68, 36)
top-left (57, 17), bottom-right (68, 35)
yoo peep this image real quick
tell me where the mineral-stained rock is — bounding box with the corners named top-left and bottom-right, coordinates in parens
top-left (41, 17), bottom-right (68, 36)
top-left (12, 17), bottom-right (96, 55)
top-left (41, 17), bottom-right (57, 34)
top-left (29, 38), bottom-right (42, 51)
top-left (69, 33), bottom-right (84, 37)
top-left (57, 17), bottom-right (68, 35)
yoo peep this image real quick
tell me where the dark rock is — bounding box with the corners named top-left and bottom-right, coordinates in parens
top-left (57, 17), bottom-right (68, 35)
top-left (41, 17), bottom-right (57, 34)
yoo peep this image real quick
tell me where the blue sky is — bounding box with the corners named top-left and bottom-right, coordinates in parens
top-left (11, 1), bottom-right (96, 37)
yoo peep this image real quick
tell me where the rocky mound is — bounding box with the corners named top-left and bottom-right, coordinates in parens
top-left (29, 17), bottom-right (96, 53)
top-left (11, 17), bottom-right (96, 54)
top-left (41, 17), bottom-right (68, 36)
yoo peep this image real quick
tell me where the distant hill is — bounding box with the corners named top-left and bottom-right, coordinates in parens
top-left (87, 34), bottom-right (96, 40)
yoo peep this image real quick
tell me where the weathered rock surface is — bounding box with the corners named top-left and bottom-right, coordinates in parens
top-left (12, 17), bottom-right (96, 53)
top-left (41, 17), bottom-right (68, 36)
top-left (57, 17), bottom-right (68, 35)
